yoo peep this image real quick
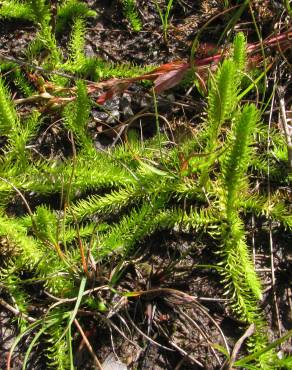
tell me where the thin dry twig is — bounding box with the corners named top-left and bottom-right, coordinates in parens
top-left (277, 85), bottom-right (292, 171)
top-left (74, 318), bottom-right (104, 370)
top-left (0, 52), bottom-right (87, 81)
top-left (107, 296), bottom-right (129, 319)
top-left (44, 285), bottom-right (109, 302)
top-left (288, 288), bottom-right (292, 326)
top-left (123, 310), bottom-right (175, 352)
top-left (268, 223), bottom-right (282, 336)
top-left (151, 288), bottom-right (230, 356)
top-left (178, 307), bottom-right (222, 366)
top-left (43, 285), bottom-right (109, 319)
top-left (102, 315), bottom-right (142, 351)
top-left (157, 322), bottom-right (205, 368)
top-left (0, 297), bottom-right (36, 323)
top-left (267, 73), bottom-right (282, 337)
top-left (225, 323), bottom-right (255, 370)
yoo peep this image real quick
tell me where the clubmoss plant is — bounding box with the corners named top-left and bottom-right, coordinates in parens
top-left (0, 0), bottom-right (41, 22)
top-left (0, 0), bottom-right (95, 30)
top-left (121, 0), bottom-right (142, 32)
top-left (0, 77), bottom-right (17, 135)
top-left (25, 17), bottom-right (61, 69)
top-left (0, 32), bottom-right (291, 368)
top-left (56, 0), bottom-right (96, 34)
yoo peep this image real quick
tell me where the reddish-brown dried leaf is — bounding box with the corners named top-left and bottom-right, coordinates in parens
top-left (94, 30), bottom-right (292, 104)
top-left (154, 64), bottom-right (189, 93)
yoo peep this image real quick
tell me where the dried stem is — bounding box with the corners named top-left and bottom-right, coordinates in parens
top-left (74, 318), bottom-right (104, 370)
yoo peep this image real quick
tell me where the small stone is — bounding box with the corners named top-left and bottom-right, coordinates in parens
top-left (84, 44), bottom-right (95, 58)
top-left (106, 109), bottom-right (120, 124)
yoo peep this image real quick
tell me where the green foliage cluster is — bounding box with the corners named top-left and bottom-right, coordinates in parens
top-left (0, 0), bottom-right (96, 26)
top-left (121, 0), bottom-right (142, 32)
top-left (1, 0), bottom-right (91, 68)
top-left (154, 0), bottom-right (175, 41)
top-left (0, 0), bottom-right (143, 35)
top-left (0, 4), bottom-right (291, 366)
top-left (1, 0), bottom-right (150, 79)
